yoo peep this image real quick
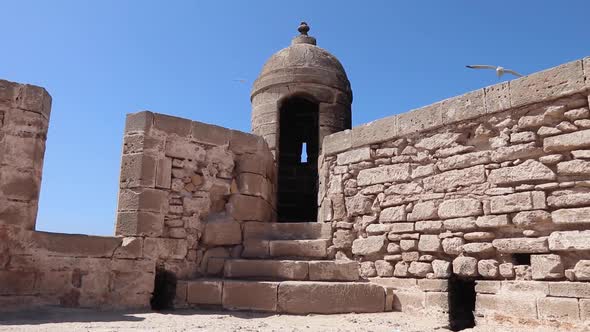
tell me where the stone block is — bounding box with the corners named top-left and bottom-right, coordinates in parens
top-left (408, 201), bottom-right (438, 221)
top-left (574, 260), bottom-right (590, 281)
top-left (489, 191), bottom-right (546, 214)
top-left (392, 290), bottom-right (426, 313)
top-left (154, 113), bottom-right (192, 137)
top-left (390, 222), bottom-right (415, 233)
top-left (491, 143), bottom-right (544, 163)
top-left (557, 159), bottom-right (590, 175)
top-left (375, 260), bottom-right (394, 277)
top-left (463, 243), bottom-right (495, 255)
top-left (492, 237), bottom-right (549, 253)
top-left (117, 188), bottom-right (168, 213)
top-left (478, 259), bottom-right (499, 278)
top-left (241, 239), bottom-right (269, 258)
top-left (423, 165), bottom-right (486, 191)
top-left (356, 164), bottom-right (411, 186)
top-left (425, 292), bottom-right (449, 312)
top-left (155, 157), bottom-right (172, 189)
top-left (278, 281), bottom-right (386, 314)
top-left (418, 279), bottom-right (448, 292)
top-left (581, 299), bottom-right (590, 321)
top-left (438, 198), bottom-right (482, 219)
top-left (223, 259), bottom-right (308, 280)
top-left (229, 130), bottom-right (268, 155)
top-left (415, 220), bottom-right (443, 233)
top-left (379, 206), bottom-right (407, 223)
top-left (336, 147), bottom-right (372, 165)
top-left (408, 262), bottom-right (432, 277)
top-left (323, 129), bottom-right (352, 155)
top-left (223, 280), bottom-right (278, 312)
top-left (437, 151), bottom-right (490, 171)
top-left (190, 121), bottom-right (231, 146)
top-left (113, 237), bottom-right (143, 259)
top-left (442, 237), bottom-right (465, 255)
top-left (125, 111), bottom-right (154, 133)
top-left (119, 154), bottom-right (156, 188)
top-left (511, 59), bottom-right (584, 107)
top-left (202, 215), bottom-right (242, 246)
top-left (544, 129), bottom-right (590, 153)
top-left (415, 133), bottom-right (463, 151)
top-left (475, 280), bottom-right (501, 294)
top-left (0, 271), bottom-right (36, 295)
top-left (269, 239), bottom-right (329, 259)
top-left (453, 256), bottom-right (478, 277)
top-left (308, 261), bottom-right (359, 281)
top-left (351, 235), bottom-right (386, 256)
top-left (31, 231), bottom-right (122, 258)
top-left (432, 260), bottom-right (452, 278)
top-left (418, 234), bottom-right (442, 253)
top-left (116, 211), bottom-right (164, 237)
top-left (551, 207), bottom-right (590, 225)
top-left (143, 238), bottom-right (187, 260)
top-left (242, 222), bottom-right (332, 240)
top-left (344, 193), bottom-right (373, 216)
top-left (475, 214), bottom-right (509, 228)
top-left (228, 194), bottom-right (272, 222)
top-left (0, 168), bottom-right (40, 201)
top-left (499, 263), bottom-right (515, 278)
top-left (352, 116), bottom-right (398, 148)
top-left (548, 231), bottom-right (590, 251)
top-left (488, 160), bottom-right (555, 185)
top-left (549, 282), bottom-right (590, 298)
top-left (475, 293), bottom-right (538, 319)
top-left (537, 297), bottom-right (580, 321)
top-left (531, 254), bottom-right (564, 280)
top-left (443, 217), bottom-right (477, 232)
top-left (186, 280), bottom-right (223, 305)
top-left (512, 210), bottom-right (551, 228)
top-left (396, 102), bottom-right (443, 137)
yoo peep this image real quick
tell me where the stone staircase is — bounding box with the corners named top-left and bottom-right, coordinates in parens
top-left (179, 222), bottom-right (387, 314)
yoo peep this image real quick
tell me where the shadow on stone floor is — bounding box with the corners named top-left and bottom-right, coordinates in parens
top-left (0, 307), bottom-right (278, 326)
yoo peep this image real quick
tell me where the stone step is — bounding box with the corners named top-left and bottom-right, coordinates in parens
top-left (181, 279), bottom-right (386, 314)
top-left (223, 259), bottom-right (360, 281)
top-left (242, 239), bottom-right (330, 259)
top-left (243, 222), bottom-right (332, 241)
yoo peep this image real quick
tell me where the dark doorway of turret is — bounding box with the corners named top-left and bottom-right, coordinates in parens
top-left (448, 274), bottom-right (476, 331)
top-left (278, 96), bottom-right (319, 222)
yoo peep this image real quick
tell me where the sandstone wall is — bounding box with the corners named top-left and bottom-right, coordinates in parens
top-left (320, 58), bottom-right (590, 325)
top-left (0, 79), bottom-right (51, 230)
top-left (116, 111), bottom-right (276, 280)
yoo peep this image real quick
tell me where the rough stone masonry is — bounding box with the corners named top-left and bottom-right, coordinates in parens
top-left (1, 25), bottom-right (590, 330)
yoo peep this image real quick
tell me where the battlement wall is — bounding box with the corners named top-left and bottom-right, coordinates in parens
top-left (319, 57), bottom-right (590, 325)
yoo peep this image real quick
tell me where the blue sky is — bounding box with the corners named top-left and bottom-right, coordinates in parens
top-left (2, 1), bottom-right (588, 235)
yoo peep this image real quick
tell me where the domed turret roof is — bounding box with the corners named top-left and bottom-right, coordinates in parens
top-left (251, 22), bottom-right (352, 100)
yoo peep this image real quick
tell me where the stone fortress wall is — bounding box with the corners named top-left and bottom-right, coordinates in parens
top-left (320, 58), bottom-right (590, 325)
top-left (1, 55), bottom-right (590, 328)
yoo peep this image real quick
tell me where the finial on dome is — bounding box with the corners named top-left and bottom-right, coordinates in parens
top-left (292, 21), bottom-right (316, 45)
top-left (298, 22), bottom-right (310, 35)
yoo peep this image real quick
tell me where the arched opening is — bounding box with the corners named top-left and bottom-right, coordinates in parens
top-left (278, 96), bottom-right (319, 222)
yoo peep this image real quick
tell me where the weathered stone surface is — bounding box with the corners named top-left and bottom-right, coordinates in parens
top-left (453, 256), bottom-right (478, 277)
top-left (437, 198), bottom-right (482, 219)
top-left (488, 160), bottom-right (555, 185)
top-left (379, 206), bottom-right (406, 223)
top-left (491, 143), bottom-right (543, 163)
top-left (464, 232), bottom-right (495, 241)
top-left (551, 207), bottom-right (590, 225)
top-left (242, 222), bottom-right (331, 240)
top-left (366, 224), bottom-right (394, 235)
top-left (337, 147), bottom-right (372, 165)
top-left (202, 214), bottom-right (242, 246)
top-left (415, 220), bottom-right (443, 233)
top-left (360, 261), bottom-right (377, 278)
top-left (475, 294), bottom-right (538, 320)
top-left (418, 235), bottom-right (441, 253)
top-left (333, 230), bottom-right (356, 249)
top-left (531, 254), bottom-right (564, 280)
top-left (572, 260), bottom-right (590, 281)
top-left (557, 159), bottom-right (590, 175)
top-left (537, 297), bottom-right (580, 321)
top-left (187, 280), bottom-right (222, 305)
top-left (415, 133), bottom-right (462, 150)
top-left (224, 259), bottom-right (308, 280)
top-left (308, 261), bottom-right (359, 281)
top-left (544, 129), bottom-right (590, 153)
top-left (407, 201), bottom-right (438, 221)
top-left (492, 237), bottom-right (549, 253)
top-left (389, 223), bottom-right (415, 233)
top-left (400, 239), bottom-right (417, 251)
top-left (351, 236), bottom-right (386, 256)
top-left (548, 231), bottom-right (590, 251)
top-left (323, 130), bottom-right (352, 155)
top-left (437, 151), bottom-right (490, 171)
top-left (144, 238), bottom-right (188, 260)
top-left (408, 262), bottom-right (433, 277)
top-left (277, 281), bottom-right (385, 314)
top-left (269, 239), bottom-right (329, 259)
top-left (442, 237), bottom-right (465, 255)
top-left (565, 107), bottom-right (589, 121)
top-left (463, 243), bottom-right (495, 255)
top-left (431, 260), bottom-right (452, 278)
top-left (375, 260), bottom-right (394, 277)
top-left (228, 194), bottom-right (272, 222)
top-left (549, 282), bottom-right (590, 298)
top-left (223, 281), bottom-right (278, 312)
top-left (423, 165), bottom-right (486, 191)
top-left (499, 263), bottom-right (515, 278)
top-left (475, 214), bottom-right (509, 228)
top-left (345, 194), bottom-right (373, 216)
top-left (443, 217), bottom-right (477, 232)
top-left (512, 210), bottom-right (551, 228)
top-left (489, 191), bottom-right (546, 214)
top-left (357, 164), bottom-right (411, 186)
top-left (478, 260), bottom-right (499, 278)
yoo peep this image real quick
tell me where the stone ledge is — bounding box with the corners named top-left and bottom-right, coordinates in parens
top-left (322, 58), bottom-right (590, 155)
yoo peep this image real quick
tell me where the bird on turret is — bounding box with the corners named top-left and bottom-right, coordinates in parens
top-left (466, 65), bottom-right (523, 78)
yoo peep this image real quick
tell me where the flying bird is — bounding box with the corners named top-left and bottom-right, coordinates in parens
top-left (233, 78), bottom-right (247, 83)
top-left (466, 65), bottom-right (523, 78)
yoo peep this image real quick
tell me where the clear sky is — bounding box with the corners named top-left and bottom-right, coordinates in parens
top-left (2, 1), bottom-right (589, 236)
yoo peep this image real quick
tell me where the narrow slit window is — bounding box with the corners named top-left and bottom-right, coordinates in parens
top-left (300, 142), bottom-right (308, 163)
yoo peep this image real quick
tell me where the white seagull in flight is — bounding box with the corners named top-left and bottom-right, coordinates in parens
top-left (466, 65), bottom-right (523, 78)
